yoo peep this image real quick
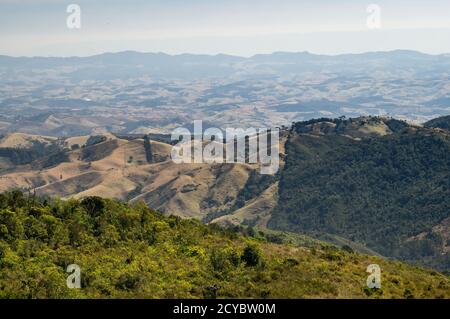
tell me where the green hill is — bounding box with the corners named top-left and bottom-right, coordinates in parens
top-left (425, 115), bottom-right (450, 131)
top-left (0, 191), bottom-right (449, 299)
top-left (268, 117), bottom-right (450, 272)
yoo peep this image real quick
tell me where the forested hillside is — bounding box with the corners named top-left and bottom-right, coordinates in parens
top-left (269, 117), bottom-right (450, 271)
top-left (425, 115), bottom-right (450, 131)
top-left (0, 191), bottom-right (449, 299)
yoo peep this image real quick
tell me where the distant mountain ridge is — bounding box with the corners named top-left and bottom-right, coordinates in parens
top-left (2, 49), bottom-right (449, 137)
top-left (1, 49), bottom-right (446, 63)
top-left (1, 50), bottom-right (450, 80)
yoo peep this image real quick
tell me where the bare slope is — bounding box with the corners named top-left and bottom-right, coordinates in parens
top-left (0, 133), bottom-right (262, 220)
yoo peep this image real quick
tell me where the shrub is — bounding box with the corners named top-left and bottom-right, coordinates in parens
top-left (100, 224), bottom-right (120, 247)
top-left (241, 245), bottom-right (262, 267)
top-left (116, 273), bottom-right (141, 290)
top-left (341, 245), bottom-right (355, 254)
top-left (81, 196), bottom-right (105, 216)
top-left (210, 247), bottom-right (240, 272)
top-left (404, 288), bottom-right (414, 299)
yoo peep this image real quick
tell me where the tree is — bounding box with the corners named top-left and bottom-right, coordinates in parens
top-left (241, 245), bottom-right (261, 267)
top-left (143, 135), bottom-right (153, 163)
top-left (81, 196), bottom-right (105, 216)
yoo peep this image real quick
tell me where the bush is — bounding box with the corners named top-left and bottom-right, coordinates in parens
top-left (241, 245), bottom-right (262, 267)
top-left (81, 196), bottom-right (105, 216)
top-left (341, 245), bottom-right (354, 254)
top-left (210, 247), bottom-right (240, 272)
top-left (404, 288), bottom-right (414, 299)
top-left (116, 273), bottom-right (141, 290)
top-left (100, 224), bottom-right (120, 247)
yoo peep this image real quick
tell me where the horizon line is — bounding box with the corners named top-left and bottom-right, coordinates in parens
top-left (1, 49), bottom-right (449, 60)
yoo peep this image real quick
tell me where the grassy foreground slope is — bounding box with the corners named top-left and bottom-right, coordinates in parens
top-left (0, 191), bottom-right (449, 299)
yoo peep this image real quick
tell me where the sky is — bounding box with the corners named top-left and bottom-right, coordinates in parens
top-left (1, 0), bottom-right (450, 57)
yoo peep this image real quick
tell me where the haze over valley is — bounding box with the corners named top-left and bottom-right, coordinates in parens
top-left (1, 50), bottom-right (450, 136)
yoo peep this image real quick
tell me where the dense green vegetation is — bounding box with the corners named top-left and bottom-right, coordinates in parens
top-left (0, 140), bottom-right (65, 171)
top-left (233, 170), bottom-right (279, 209)
top-left (143, 135), bottom-right (153, 163)
top-left (1, 191), bottom-right (449, 299)
top-left (269, 118), bottom-right (450, 271)
top-left (81, 139), bottom-right (117, 162)
top-left (0, 148), bottom-right (43, 166)
top-left (425, 115), bottom-right (450, 131)
top-left (30, 151), bottom-right (70, 170)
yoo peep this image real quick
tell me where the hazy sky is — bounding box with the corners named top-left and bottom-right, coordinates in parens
top-left (1, 0), bottom-right (450, 56)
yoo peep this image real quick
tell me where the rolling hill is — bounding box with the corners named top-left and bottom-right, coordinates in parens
top-left (425, 115), bottom-right (450, 131)
top-left (269, 116), bottom-right (450, 271)
top-left (1, 115), bottom-right (450, 273)
top-left (0, 132), bottom-right (262, 220)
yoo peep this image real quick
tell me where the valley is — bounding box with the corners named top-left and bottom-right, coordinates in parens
top-left (1, 51), bottom-right (450, 137)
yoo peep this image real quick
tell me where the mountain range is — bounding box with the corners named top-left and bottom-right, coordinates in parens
top-left (1, 50), bottom-right (450, 138)
top-left (1, 115), bottom-right (449, 272)
top-left (2, 50), bottom-right (450, 79)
